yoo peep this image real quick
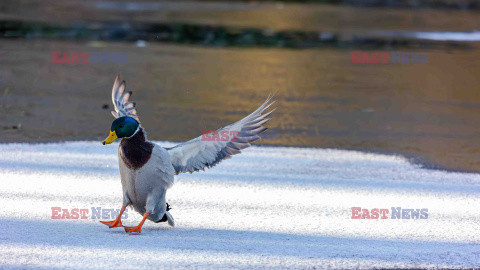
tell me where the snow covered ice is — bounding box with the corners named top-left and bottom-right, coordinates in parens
top-left (0, 142), bottom-right (479, 269)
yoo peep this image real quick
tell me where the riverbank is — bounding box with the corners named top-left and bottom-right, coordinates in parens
top-left (0, 142), bottom-right (478, 268)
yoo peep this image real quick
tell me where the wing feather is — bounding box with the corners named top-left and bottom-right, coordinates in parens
top-left (167, 95), bottom-right (275, 175)
top-left (110, 76), bottom-right (140, 122)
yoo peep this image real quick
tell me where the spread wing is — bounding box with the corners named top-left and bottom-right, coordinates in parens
top-left (166, 95), bottom-right (275, 175)
top-left (111, 75), bottom-right (140, 122)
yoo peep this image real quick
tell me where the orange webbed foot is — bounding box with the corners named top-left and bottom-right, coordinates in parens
top-left (100, 219), bottom-right (123, 228)
top-left (100, 206), bottom-right (126, 228)
top-left (124, 212), bottom-right (149, 234)
top-left (124, 225), bottom-right (142, 233)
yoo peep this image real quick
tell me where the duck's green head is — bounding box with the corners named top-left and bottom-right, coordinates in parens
top-left (102, 116), bottom-right (139, 145)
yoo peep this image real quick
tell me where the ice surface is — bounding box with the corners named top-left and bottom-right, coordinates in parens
top-left (0, 142), bottom-right (479, 269)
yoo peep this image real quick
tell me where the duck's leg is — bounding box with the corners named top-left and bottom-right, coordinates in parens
top-left (124, 212), bottom-right (149, 233)
top-left (100, 206), bottom-right (126, 228)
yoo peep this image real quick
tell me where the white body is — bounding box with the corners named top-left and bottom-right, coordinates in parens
top-left (118, 143), bottom-right (175, 222)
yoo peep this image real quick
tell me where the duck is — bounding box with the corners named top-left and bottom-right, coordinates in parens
top-left (100, 76), bottom-right (274, 233)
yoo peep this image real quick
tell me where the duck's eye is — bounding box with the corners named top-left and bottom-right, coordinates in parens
top-left (119, 125), bottom-right (124, 129)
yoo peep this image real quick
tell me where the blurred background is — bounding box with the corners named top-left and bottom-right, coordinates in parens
top-left (1, 0), bottom-right (480, 172)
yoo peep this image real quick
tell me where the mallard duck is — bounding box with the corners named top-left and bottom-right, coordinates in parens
top-left (100, 76), bottom-right (274, 233)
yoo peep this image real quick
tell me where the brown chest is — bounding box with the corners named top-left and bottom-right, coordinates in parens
top-left (119, 139), bottom-right (154, 170)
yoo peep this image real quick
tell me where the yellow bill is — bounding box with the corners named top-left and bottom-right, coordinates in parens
top-left (102, 130), bottom-right (118, 145)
